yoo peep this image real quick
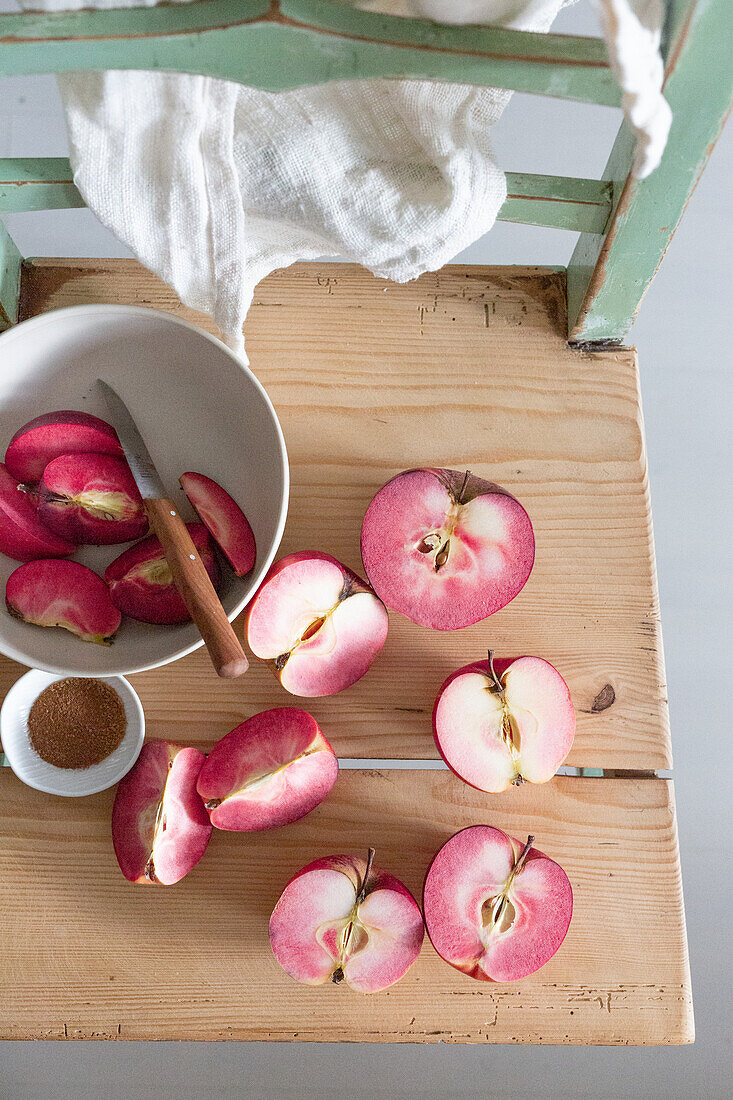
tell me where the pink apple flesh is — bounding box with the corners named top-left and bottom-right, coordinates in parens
top-left (5, 410), bottom-right (122, 483)
top-left (360, 468), bottom-right (535, 630)
top-left (423, 825), bottom-right (572, 983)
top-left (269, 849), bottom-right (425, 992)
top-left (246, 552), bottom-right (388, 697)
top-left (433, 654), bottom-right (575, 792)
top-left (112, 740), bottom-right (212, 885)
top-left (196, 707), bottom-right (338, 831)
top-left (179, 471), bottom-right (256, 577)
top-left (0, 462), bottom-right (76, 561)
top-left (6, 558), bottom-right (121, 644)
top-left (37, 453), bottom-right (148, 545)
top-left (105, 522), bottom-right (220, 624)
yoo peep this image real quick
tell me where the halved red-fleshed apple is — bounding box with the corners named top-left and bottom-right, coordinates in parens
top-left (6, 558), bottom-right (121, 644)
top-left (361, 468), bottom-right (535, 630)
top-left (270, 848), bottom-right (424, 992)
top-left (105, 522), bottom-right (220, 625)
top-left (196, 708), bottom-right (338, 831)
top-left (246, 552), bottom-right (388, 697)
top-left (5, 409), bottom-right (122, 483)
top-left (0, 462), bottom-right (75, 561)
top-left (112, 740), bottom-right (212, 885)
top-left (433, 652), bottom-right (575, 792)
top-left (423, 826), bottom-right (572, 983)
top-left (179, 471), bottom-right (256, 577)
top-left (37, 453), bottom-right (148, 545)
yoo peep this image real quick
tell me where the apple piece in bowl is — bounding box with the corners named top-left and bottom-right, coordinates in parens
top-left (112, 740), bottom-right (212, 885)
top-left (269, 848), bottom-right (424, 992)
top-left (106, 522), bottom-right (220, 625)
top-left (0, 462), bottom-right (76, 561)
top-left (37, 452), bottom-right (148, 545)
top-left (246, 552), bottom-right (388, 697)
top-left (5, 409), bottom-right (122, 483)
top-left (423, 826), bottom-right (572, 983)
top-left (6, 559), bottom-right (121, 645)
top-left (197, 707), bottom-right (338, 831)
top-left (179, 471), bottom-right (256, 577)
top-left (361, 468), bottom-right (534, 630)
top-left (433, 652), bottom-right (575, 793)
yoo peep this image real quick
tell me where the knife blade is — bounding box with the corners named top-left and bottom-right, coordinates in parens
top-left (96, 379), bottom-right (169, 500)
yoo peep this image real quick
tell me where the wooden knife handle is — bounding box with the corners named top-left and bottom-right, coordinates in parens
top-left (144, 498), bottom-right (249, 679)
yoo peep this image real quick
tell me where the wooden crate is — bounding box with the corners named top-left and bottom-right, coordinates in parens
top-left (0, 262), bottom-right (692, 1044)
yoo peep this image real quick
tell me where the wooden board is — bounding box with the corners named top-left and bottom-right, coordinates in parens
top-left (0, 771), bottom-right (692, 1044)
top-left (16, 261), bottom-right (671, 770)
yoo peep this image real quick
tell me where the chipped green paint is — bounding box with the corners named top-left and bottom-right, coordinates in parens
top-left (0, 218), bottom-right (21, 330)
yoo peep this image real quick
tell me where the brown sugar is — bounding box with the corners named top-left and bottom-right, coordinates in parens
top-left (28, 677), bottom-right (127, 769)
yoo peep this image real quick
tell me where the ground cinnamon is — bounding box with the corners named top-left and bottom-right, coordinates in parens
top-left (28, 677), bottom-right (126, 769)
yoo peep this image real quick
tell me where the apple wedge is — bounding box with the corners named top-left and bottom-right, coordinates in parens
top-left (5, 409), bottom-right (122, 483)
top-left (361, 468), bottom-right (534, 630)
top-left (423, 826), bottom-right (572, 982)
top-left (433, 652), bottom-right (575, 792)
top-left (196, 708), bottom-right (338, 831)
top-left (179, 472), bottom-right (256, 577)
top-left (112, 741), bottom-right (212, 885)
top-left (246, 552), bottom-right (388, 697)
top-left (6, 559), bottom-right (121, 645)
top-left (269, 848), bottom-right (424, 992)
top-left (37, 453), bottom-right (148, 545)
top-left (0, 462), bottom-right (75, 561)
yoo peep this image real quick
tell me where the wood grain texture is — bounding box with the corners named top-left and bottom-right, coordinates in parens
top-left (0, 771), bottom-right (692, 1044)
top-left (17, 260), bottom-right (671, 770)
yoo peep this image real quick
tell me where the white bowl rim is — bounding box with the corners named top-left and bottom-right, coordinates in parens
top-left (0, 303), bottom-right (290, 675)
top-left (0, 669), bottom-right (145, 797)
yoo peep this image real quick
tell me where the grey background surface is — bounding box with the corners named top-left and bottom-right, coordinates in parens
top-left (1, 4), bottom-right (731, 1097)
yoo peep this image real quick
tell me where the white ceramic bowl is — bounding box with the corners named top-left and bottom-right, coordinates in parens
top-left (0, 306), bottom-right (288, 676)
top-left (1, 669), bottom-right (145, 796)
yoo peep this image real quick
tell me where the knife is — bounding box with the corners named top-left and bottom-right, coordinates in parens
top-left (97, 380), bottom-right (249, 679)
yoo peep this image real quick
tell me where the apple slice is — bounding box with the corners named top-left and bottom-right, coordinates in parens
top-left (433, 652), bottom-right (575, 792)
top-left (5, 410), bottom-right (122, 483)
top-left (246, 552), bottom-right (388, 697)
top-left (423, 826), bottom-right (572, 983)
top-left (0, 462), bottom-right (75, 561)
top-left (196, 707), bottom-right (338, 831)
top-left (105, 522), bottom-right (220, 625)
top-left (179, 472), bottom-right (256, 577)
top-left (112, 740), bottom-right (212, 885)
top-left (361, 468), bottom-right (535, 630)
top-left (269, 848), bottom-right (424, 992)
top-left (37, 453), bottom-right (148, 545)
top-left (6, 559), bottom-right (121, 644)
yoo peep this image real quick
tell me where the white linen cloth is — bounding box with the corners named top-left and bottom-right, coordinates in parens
top-left (19, 0), bottom-right (671, 354)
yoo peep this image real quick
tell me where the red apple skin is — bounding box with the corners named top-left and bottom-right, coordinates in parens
top-left (360, 468), bottom-right (535, 630)
top-left (5, 410), bottom-right (122, 483)
top-left (196, 708), bottom-right (338, 831)
top-left (423, 825), bottom-right (573, 983)
top-left (0, 463), bottom-right (76, 561)
top-left (245, 552), bottom-right (389, 697)
top-left (38, 453), bottom-right (148, 545)
top-left (112, 741), bottom-right (212, 885)
top-left (6, 558), bottom-right (121, 644)
top-left (433, 656), bottom-right (575, 793)
top-left (105, 522), bottom-right (220, 625)
top-left (179, 472), bottom-right (256, 577)
top-left (269, 853), bottom-right (425, 992)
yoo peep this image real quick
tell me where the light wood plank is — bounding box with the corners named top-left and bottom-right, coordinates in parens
top-left (16, 261), bottom-right (671, 770)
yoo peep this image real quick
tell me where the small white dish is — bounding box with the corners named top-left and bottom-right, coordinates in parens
top-left (1, 669), bottom-right (145, 796)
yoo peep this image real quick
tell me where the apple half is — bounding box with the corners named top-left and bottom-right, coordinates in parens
top-left (269, 848), bottom-right (424, 992)
top-left (5, 409), bottom-right (122, 484)
top-left (0, 462), bottom-right (76, 561)
top-left (423, 825), bottom-right (572, 982)
top-left (6, 558), bottom-right (121, 645)
top-left (37, 453), bottom-right (148, 546)
top-left (246, 552), bottom-right (389, 697)
top-left (433, 652), bottom-right (575, 792)
top-left (112, 740), bottom-right (212, 885)
top-left (179, 471), bottom-right (256, 577)
top-left (196, 707), bottom-right (338, 831)
top-left (361, 468), bottom-right (535, 630)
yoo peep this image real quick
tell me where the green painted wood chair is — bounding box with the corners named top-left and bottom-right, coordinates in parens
top-left (0, 0), bottom-right (730, 343)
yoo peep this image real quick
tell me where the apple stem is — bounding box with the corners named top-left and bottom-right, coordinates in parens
top-left (457, 470), bottom-right (471, 504)
top-left (512, 835), bottom-right (535, 878)
top-left (486, 650), bottom-right (505, 697)
top-left (356, 847), bottom-right (376, 905)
